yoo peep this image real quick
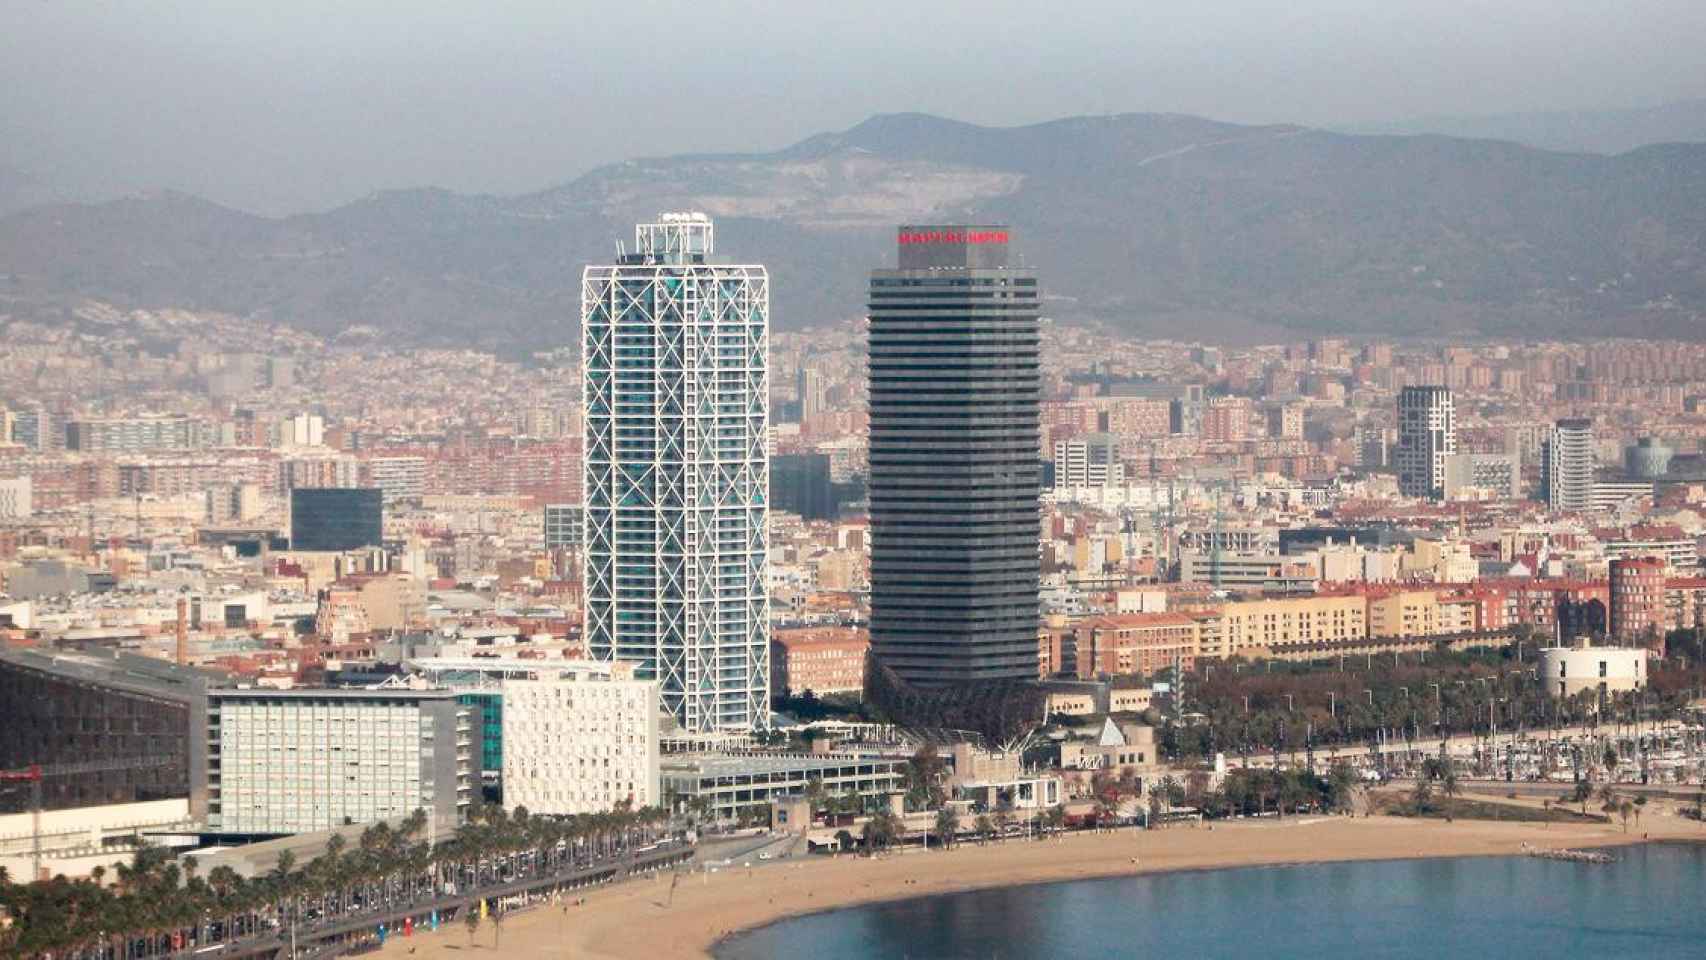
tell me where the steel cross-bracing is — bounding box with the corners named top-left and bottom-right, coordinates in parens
top-left (582, 214), bottom-right (770, 733)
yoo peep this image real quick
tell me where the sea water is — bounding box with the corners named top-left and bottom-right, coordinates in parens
top-left (716, 842), bottom-right (1706, 959)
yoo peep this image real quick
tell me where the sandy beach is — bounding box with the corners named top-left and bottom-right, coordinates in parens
top-left (375, 799), bottom-right (1704, 960)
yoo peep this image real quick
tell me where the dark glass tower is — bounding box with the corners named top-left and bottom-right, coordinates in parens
top-left (868, 225), bottom-right (1041, 685)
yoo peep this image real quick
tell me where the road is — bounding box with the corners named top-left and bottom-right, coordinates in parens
top-left (157, 842), bottom-right (693, 960)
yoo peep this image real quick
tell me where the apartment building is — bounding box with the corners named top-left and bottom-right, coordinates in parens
top-left (770, 627), bottom-right (869, 698)
top-left (1219, 594), bottom-right (1368, 656)
top-left (1069, 613), bottom-right (1201, 678)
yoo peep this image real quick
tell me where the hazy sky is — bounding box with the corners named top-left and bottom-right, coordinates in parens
top-left (3, 0), bottom-right (1704, 214)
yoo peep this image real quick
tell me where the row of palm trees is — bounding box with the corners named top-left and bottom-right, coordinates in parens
top-left (0, 801), bottom-right (670, 960)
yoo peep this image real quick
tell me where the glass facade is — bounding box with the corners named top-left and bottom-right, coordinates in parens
top-left (867, 226), bottom-right (1041, 684)
top-left (0, 653), bottom-right (204, 813)
top-left (289, 487), bottom-right (383, 552)
top-left (582, 215), bottom-right (771, 732)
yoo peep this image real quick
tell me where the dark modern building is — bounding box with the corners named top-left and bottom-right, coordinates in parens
top-left (289, 487), bottom-right (383, 552)
top-left (543, 503), bottom-right (583, 550)
top-left (867, 225), bottom-right (1041, 685)
top-left (772, 453), bottom-right (865, 521)
top-left (0, 647), bottom-right (223, 815)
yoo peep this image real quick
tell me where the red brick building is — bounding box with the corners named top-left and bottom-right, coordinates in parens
top-left (770, 627), bottom-right (869, 698)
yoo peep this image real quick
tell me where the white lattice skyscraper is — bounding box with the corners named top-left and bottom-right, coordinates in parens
top-left (582, 213), bottom-right (771, 732)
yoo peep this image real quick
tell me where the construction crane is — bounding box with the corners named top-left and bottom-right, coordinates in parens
top-left (0, 756), bottom-right (177, 882)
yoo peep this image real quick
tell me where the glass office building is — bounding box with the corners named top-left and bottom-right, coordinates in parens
top-left (582, 213), bottom-right (771, 732)
top-left (867, 225), bottom-right (1042, 685)
top-left (289, 487), bottom-right (383, 552)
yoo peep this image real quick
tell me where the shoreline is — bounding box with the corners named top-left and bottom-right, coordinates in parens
top-left (373, 806), bottom-right (1706, 960)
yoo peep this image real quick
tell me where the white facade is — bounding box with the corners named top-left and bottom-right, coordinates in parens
top-left (0, 476), bottom-right (32, 519)
top-left (366, 456), bottom-right (427, 503)
top-left (1443, 452), bottom-right (1520, 500)
top-left (207, 690), bottom-right (473, 836)
top-left (500, 661), bottom-right (660, 816)
top-left (1395, 386), bottom-right (1455, 500)
top-left (1053, 433), bottom-right (1124, 490)
top-left (1537, 645), bottom-right (1647, 700)
top-left (1543, 418), bottom-right (1595, 512)
top-left (283, 413), bottom-right (325, 448)
top-left (583, 213), bottom-right (771, 733)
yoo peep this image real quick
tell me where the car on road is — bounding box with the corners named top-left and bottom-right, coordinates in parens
top-left (757, 851), bottom-right (773, 861)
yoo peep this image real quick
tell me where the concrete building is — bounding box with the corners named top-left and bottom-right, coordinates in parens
top-left (543, 503), bottom-right (582, 550)
top-left (1592, 481), bottom-right (1655, 513)
top-left (771, 627), bottom-right (868, 698)
top-left (1178, 551), bottom-right (1317, 591)
top-left (1218, 594), bottom-right (1369, 657)
top-left (1443, 452), bottom-right (1520, 500)
top-left (868, 224), bottom-right (1040, 686)
top-left (1543, 418), bottom-right (1595, 512)
top-left (583, 213), bottom-right (771, 732)
top-left (1069, 614), bottom-right (1200, 678)
top-left (500, 660), bottom-right (661, 816)
top-left (0, 476), bottom-right (32, 519)
top-left (1053, 433), bottom-right (1124, 490)
top-left (4, 560), bottom-right (117, 600)
top-left (1356, 423), bottom-right (1388, 470)
top-left (1538, 642), bottom-right (1647, 700)
top-left (1395, 386), bottom-right (1455, 500)
top-left (206, 687), bottom-right (477, 838)
top-left (366, 456), bottom-right (427, 503)
top-left (0, 798), bottom-right (195, 882)
top-left (65, 415), bottom-right (203, 453)
top-left (661, 752), bottom-right (905, 823)
top-left (278, 457), bottom-right (363, 491)
top-left (205, 482), bottom-right (264, 525)
top-left (1058, 718), bottom-right (1160, 775)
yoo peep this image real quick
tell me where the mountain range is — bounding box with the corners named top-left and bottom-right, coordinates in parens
top-left (2, 111), bottom-right (1704, 352)
top-left (1354, 99), bottom-right (1706, 157)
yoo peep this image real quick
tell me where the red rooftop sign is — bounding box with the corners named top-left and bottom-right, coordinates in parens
top-left (898, 229), bottom-right (1009, 245)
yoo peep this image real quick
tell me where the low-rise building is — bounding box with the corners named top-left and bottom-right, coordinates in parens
top-left (1537, 641), bottom-right (1647, 700)
top-left (661, 751), bottom-right (905, 823)
top-left (770, 626), bottom-right (868, 698)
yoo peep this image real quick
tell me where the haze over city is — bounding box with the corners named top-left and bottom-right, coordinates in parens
top-left (4, 3), bottom-right (1706, 959)
top-left (3, 0), bottom-right (1705, 212)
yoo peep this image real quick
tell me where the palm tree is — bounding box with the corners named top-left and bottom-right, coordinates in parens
top-left (1045, 804), bottom-right (1067, 838)
top-left (903, 744), bottom-right (947, 811)
top-left (992, 797), bottom-right (1015, 839)
top-left (1441, 772), bottom-right (1461, 822)
top-left (934, 807), bottom-right (960, 850)
top-left (862, 810), bottom-right (901, 854)
top-left (464, 901), bottom-right (481, 946)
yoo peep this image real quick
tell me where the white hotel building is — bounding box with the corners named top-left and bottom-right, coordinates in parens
top-left (501, 660), bottom-right (661, 815)
top-left (206, 688), bottom-right (477, 838)
top-left (406, 657), bottom-right (663, 816)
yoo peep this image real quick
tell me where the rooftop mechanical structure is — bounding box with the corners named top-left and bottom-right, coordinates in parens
top-left (582, 213), bottom-right (771, 733)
